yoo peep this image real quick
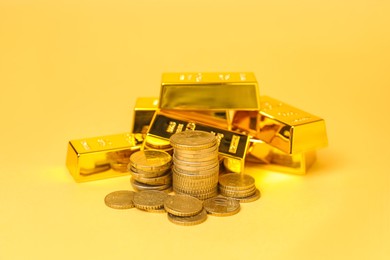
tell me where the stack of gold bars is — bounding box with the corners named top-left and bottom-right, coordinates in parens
top-left (66, 72), bottom-right (328, 225)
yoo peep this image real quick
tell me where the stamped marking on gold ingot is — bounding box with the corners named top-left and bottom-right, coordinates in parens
top-left (258, 96), bottom-right (327, 154)
top-left (159, 72), bottom-right (260, 111)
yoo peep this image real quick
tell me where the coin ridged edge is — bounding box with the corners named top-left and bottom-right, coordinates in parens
top-left (167, 209), bottom-right (208, 226)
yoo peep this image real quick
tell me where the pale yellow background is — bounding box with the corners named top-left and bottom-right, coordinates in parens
top-left (0, 0), bottom-right (389, 259)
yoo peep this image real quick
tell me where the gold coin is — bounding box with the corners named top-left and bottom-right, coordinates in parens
top-left (167, 209), bottom-right (207, 226)
top-left (172, 144), bottom-right (217, 155)
top-left (131, 171), bottom-right (172, 185)
top-left (130, 150), bottom-right (172, 172)
top-left (170, 130), bottom-right (217, 150)
top-left (174, 188), bottom-right (218, 201)
top-left (104, 190), bottom-right (135, 209)
top-left (173, 165), bottom-right (219, 177)
top-left (234, 189), bottom-right (261, 203)
top-left (173, 184), bottom-right (218, 195)
top-left (130, 178), bottom-right (171, 191)
top-left (133, 190), bottom-right (169, 210)
top-left (219, 173), bottom-right (256, 191)
top-left (219, 185), bottom-right (257, 198)
top-left (163, 194), bottom-right (203, 217)
top-left (144, 136), bottom-right (172, 149)
top-left (173, 149), bottom-right (218, 161)
top-left (128, 164), bottom-right (170, 177)
top-left (203, 196), bottom-right (240, 216)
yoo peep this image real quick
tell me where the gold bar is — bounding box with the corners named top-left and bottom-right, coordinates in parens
top-left (132, 97), bottom-right (159, 134)
top-left (245, 140), bottom-right (317, 174)
top-left (66, 133), bottom-right (143, 182)
top-left (233, 96), bottom-right (328, 154)
top-left (223, 141), bottom-right (316, 174)
top-left (160, 72), bottom-right (260, 110)
top-left (146, 110), bottom-right (250, 161)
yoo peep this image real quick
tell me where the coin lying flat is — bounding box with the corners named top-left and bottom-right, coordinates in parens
top-left (203, 196), bottom-right (240, 216)
top-left (130, 150), bottom-right (172, 172)
top-left (104, 190), bottom-right (135, 209)
top-left (133, 190), bottom-right (169, 211)
top-left (167, 209), bottom-right (208, 226)
top-left (164, 194), bottom-right (203, 217)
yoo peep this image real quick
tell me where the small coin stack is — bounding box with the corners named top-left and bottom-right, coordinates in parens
top-left (218, 173), bottom-right (261, 202)
top-left (164, 194), bottom-right (207, 226)
top-left (128, 150), bottom-right (173, 192)
top-left (170, 130), bottom-right (220, 200)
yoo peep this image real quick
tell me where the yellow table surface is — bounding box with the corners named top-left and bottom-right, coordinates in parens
top-left (1, 1), bottom-right (389, 259)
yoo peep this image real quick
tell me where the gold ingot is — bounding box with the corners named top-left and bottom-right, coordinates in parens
top-left (224, 140), bottom-right (317, 174)
top-left (247, 140), bottom-right (317, 174)
top-left (160, 72), bottom-right (260, 111)
top-left (132, 97), bottom-right (159, 134)
top-left (66, 133), bottom-right (143, 182)
top-left (233, 96), bottom-right (328, 154)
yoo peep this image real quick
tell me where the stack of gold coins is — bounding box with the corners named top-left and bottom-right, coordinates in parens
top-left (218, 173), bottom-right (261, 202)
top-left (170, 130), bottom-right (219, 200)
top-left (164, 194), bottom-right (207, 226)
top-left (128, 150), bottom-right (173, 192)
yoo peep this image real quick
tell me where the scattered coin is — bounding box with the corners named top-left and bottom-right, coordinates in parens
top-left (133, 190), bottom-right (169, 211)
top-left (164, 194), bottom-right (203, 217)
top-left (104, 190), bottom-right (135, 209)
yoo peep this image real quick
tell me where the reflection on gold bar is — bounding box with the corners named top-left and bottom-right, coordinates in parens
top-left (66, 133), bottom-right (143, 182)
top-left (160, 72), bottom-right (260, 110)
top-left (233, 96), bottom-right (328, 154)
top-left (224, 140), bottom-right (317, 174)
top-left (132, 97), bottom-right (160, 134)
top-left (146, 110), bottom-right (250, 161)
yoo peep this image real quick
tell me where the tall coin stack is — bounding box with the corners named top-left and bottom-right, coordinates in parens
top-left (128, 150), bottom-right (173, 192)
top-left (170, 130), bottom-right (220, 200)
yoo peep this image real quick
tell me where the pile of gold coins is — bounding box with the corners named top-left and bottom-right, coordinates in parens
top-left (129, 150), bottom-right (173, 192)
top-left (105, 130), bottom-right (260, 226)
top-left (66, 72), bottom-right (328, 226)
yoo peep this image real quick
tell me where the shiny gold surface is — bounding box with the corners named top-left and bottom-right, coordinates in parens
top-left (257, 96), bottom-right (328, 154)
top-left (66, 133), bottom-right (143, 182)
top-left (132, 97), bottom-right (159, 134)
top-left (159, 72), bottom-right (260, 110)
top-left (245, 140), bottom-right (317, 174)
